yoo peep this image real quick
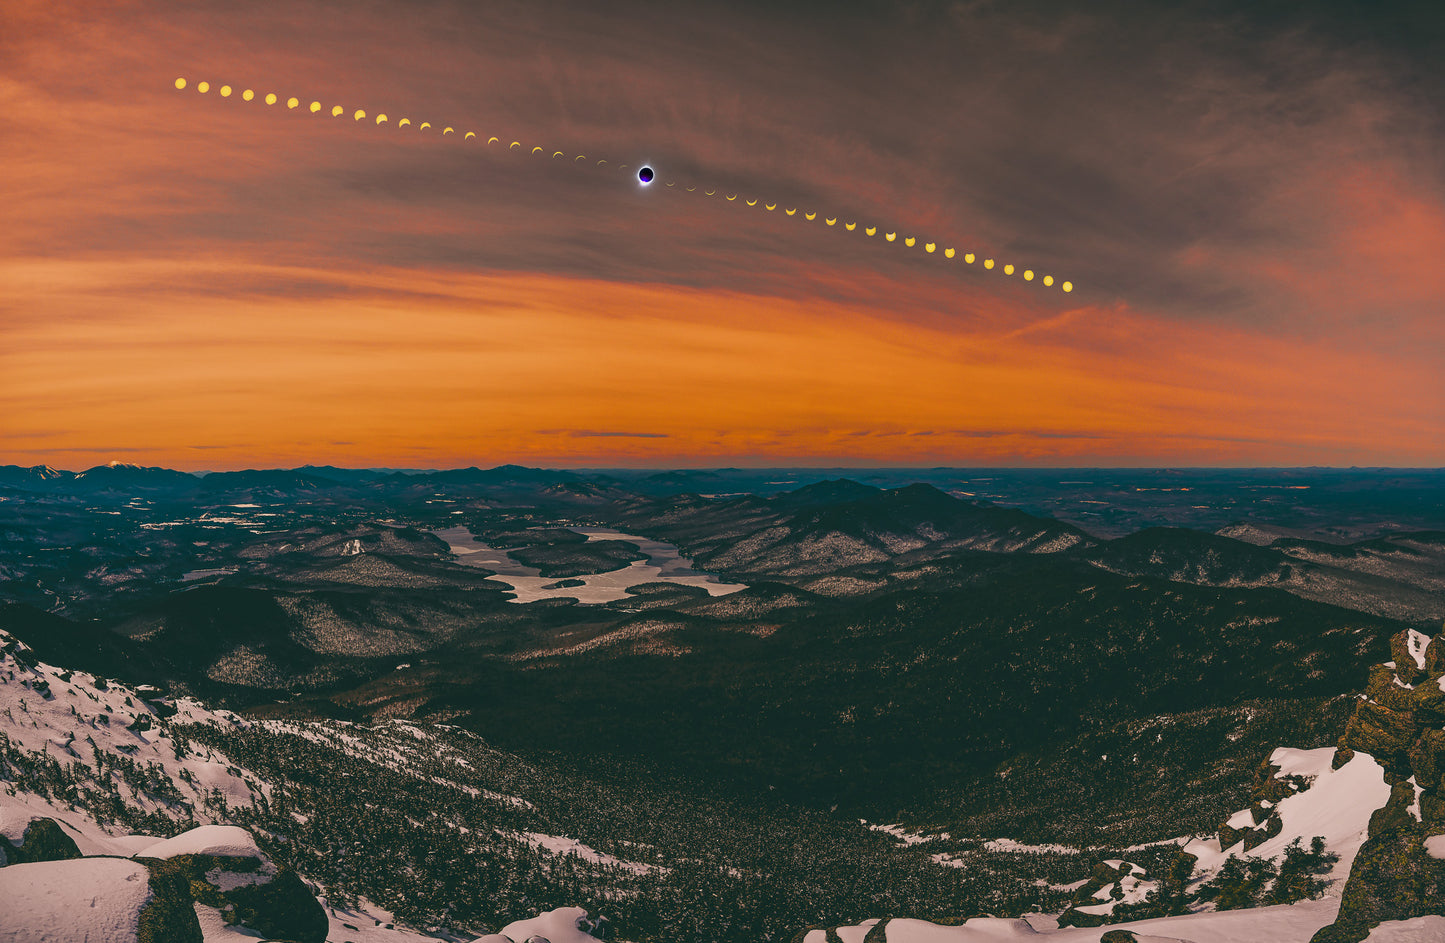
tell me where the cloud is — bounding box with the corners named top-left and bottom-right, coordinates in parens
top-left (539, 430), bottom-right (671, 438)
top-left (1, 1), bottom-right (1441, 468)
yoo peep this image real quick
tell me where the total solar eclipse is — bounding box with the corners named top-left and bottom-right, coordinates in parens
top-left (638, 166), bottom-right (655, 185)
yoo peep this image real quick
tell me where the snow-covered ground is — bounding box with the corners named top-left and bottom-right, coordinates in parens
top-left (1182, 746), bottom-right (1389, 885)
top-left (0, 857), bottom-right (152, 943)
top-left (0, 631), bottom-right (630, 942)
top-left (823, 745), bottom-right (1393, 943)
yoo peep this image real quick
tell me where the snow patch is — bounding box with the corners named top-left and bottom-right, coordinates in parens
top-left (1183, 747), bottom-right (1388, 886)
top-left (498, 906), bottom-right (618, 943)
top-left (1407, 630), bottom-right (1430, 670)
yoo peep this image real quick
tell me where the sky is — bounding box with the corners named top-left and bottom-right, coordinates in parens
top-left (2, 0), bottom-right (1442, 470)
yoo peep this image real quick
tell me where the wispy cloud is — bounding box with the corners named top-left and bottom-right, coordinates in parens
top-left (1, 1), bottom-right (1441, 468)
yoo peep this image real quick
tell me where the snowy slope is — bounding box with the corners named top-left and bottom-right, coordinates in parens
top-left (0, 630), bottom-right (622, 943)
top-left (811, 746), bottom-right (1393, 943)
top-left (1182, 747), bottom-right (1389, 886)
top-left (0, 631), bottom-right (266, 822)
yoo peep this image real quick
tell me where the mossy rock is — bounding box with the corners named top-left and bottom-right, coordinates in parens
top-left (0, 817), bottom-right (82, 866)
top-left (1310, 825), bottom-right (1445, 943)
top-left (1369, 781), bottom-right (1419, 839)
top-left (1253, 759), bottom-right (1296, 802)
top-left (1390, 632), bottom-right (1425, 686)
top-left (1242, 812), bottom-right (1283, 851)
top-left (1365, 665), bottom-right (1417, 712)
top-left (1410, 728), bottom-right (1445, 789)
top-left (1421, 790), bottom-right (1445, 826)
top-left (1411, 680), bottom-right (1445, 720)
top-left (140, 853), bottom-right (328, 943)
top-left (1100, 932), bottom-right (1141, 943)
top-left (1425, 633), bottom-right (1445, 676)
top-left (1342, 702), bottom-right (1417, 776)
top-left (136, 858), bottom-right (205, 943)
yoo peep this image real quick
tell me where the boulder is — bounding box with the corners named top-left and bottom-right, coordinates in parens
top-left (1390, 632), bottom-right (1426, 686)
top-left (1410, 729), bottom-right (1445, 790)
top-left (1420, 791), bottom-right (1445, 827)
top-left (1218, 820), bottom-right (1248, 851)
top-left (1424, 631), bottom-right (1445, 676)
top-left (137, 856), bottom-right (207, 943)
top-left (1241, 812), bottom-right (1283, 851)
top-left (135, 825), bottom-right (327, 943)
top-left (1310, 826), bottom-right (1445, 943)
top-left (1368, 781), bottom-right (1418, 839)
top-left (0, 817), bottom-right (82, 866)
top-left (1341, 702), bottom-right (1416, 778)
top-left (1410, 680), bottom-right (1445, 720)
top-left (1365, 665), bottom-right (1417, 712)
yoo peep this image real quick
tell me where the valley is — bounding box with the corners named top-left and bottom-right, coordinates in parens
top-left (1, 464), bottom-right (1443, 941)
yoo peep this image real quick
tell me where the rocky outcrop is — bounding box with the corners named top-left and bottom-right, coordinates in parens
top-left (1056, 860), bottom-right (1159, 927)
top-left (135, 824), bottom-right (328, 943)
top-left (1311, 625), bottom-right (1445, 943)
top-left (136, 857), bottom-right (207, 943)
top-left (0, 817), bottom-right (82, 866)
top-left (1214, 753), bottom-right (1314, 853)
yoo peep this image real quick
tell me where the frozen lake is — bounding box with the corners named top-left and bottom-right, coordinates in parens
top-left (181, 568), bottom-right (236, 582)
top-left (431, 526), bottom-right (747, 604)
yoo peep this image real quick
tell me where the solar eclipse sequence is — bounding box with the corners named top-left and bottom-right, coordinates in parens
top-left (173, 75), bottom-right (1074, 293)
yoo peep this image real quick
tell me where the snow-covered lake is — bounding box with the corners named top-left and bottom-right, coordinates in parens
top-left (181, 567), bottom-right (236, 582)
top-left (431, 526), bottom-right (747, 604)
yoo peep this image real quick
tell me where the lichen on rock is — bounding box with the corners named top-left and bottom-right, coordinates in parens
top-left (1311, 623), bottom-right (1445, 943)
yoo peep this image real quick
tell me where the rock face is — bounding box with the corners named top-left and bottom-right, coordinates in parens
top-left (1311, 625), bottom-right (1445, 943)
top-left (0, 817), bottom-right (82, 866)
top-left (136, 857), bottom-right (207, 943)
top-left (135, 824), bottom-right (328, 943)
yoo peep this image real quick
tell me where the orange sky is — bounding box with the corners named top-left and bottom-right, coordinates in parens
top-left (2, 1), bottom-right (1442, 469)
